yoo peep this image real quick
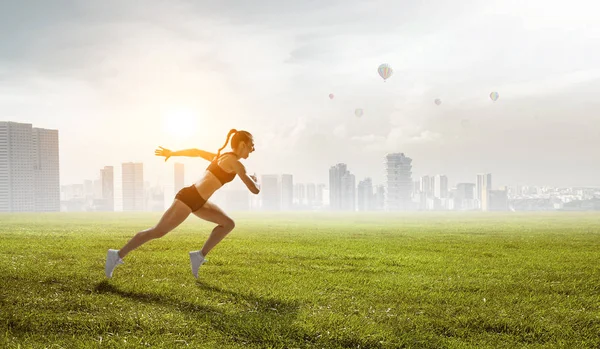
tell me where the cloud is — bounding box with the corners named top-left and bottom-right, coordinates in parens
top-left (1, 0), bottom-right (599, 186)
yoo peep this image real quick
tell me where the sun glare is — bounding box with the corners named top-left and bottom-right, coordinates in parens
top-left (163, 108), bottom-right (197, 138)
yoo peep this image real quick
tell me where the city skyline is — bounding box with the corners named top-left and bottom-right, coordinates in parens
top-left (1, 1), bottom-right (599, 188)
top-left (3, 120), bottom-right (596, 213)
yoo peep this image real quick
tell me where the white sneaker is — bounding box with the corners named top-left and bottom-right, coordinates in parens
top-left (105, 249), bottom-right (124, 278)
top-left (189, 251), bottom-right (207, 278)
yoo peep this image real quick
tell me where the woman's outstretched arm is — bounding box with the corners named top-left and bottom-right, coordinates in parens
top-left (155, 146), bottom-right (216, 162)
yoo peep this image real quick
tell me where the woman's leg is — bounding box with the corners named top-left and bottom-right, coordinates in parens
top-left (192, 200), bottom-right (235, 257)
top-left (118, 199), bottom-right (192, 259)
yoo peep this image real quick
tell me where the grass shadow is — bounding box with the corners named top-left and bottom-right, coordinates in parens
top-left (94, 280), bottom-right (386, 348)
top-left (95, 280), bottom-right (383, 348)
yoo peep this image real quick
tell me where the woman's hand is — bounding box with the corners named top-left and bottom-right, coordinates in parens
top-left (155, 146), bottom-right (173, 162)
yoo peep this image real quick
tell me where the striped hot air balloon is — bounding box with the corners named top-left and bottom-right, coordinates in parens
top-left (377, 64), bottom-right (393, 82)
top-left (490, 91), bottom-right (499, 102)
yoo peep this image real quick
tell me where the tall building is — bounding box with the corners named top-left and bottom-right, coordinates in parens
top-left (476, 173), bottom-right (492, 209)
top-left (174, 163), bottom-right (185, 196)
top-left (281, 174), bottom-right (293, 210)
top-left (306, 183), bottom-right (317, 207)
top-left (316, 183), bottom-right (326, 207)
top-left (477, 173), bottom-right (493, 211)
top-left (100, 166), bottom-right (114, 211)
top-left (374, 185), bottom-right (385, 210)
top-left (357, 178), bottom-right (374, 211)
top-left (0, 122), bottom-right (34, 212)
top-left (31, 127), bottom-right (60, 212)
top-left (412, 180), bottom-right (421, 196)
top-left (93, 179), bottom-right (102, 200)
top-left (329, 163), bottom-right (356, 211)
top-left (455, 183), bottom-right (476, 210)
top-left (260, 174), bottom-right (280, 210)
top-left (294, 183), bottom-right (307, 207)
top-left (0, 121), bottom-right (60, 212)
top-left (434, 175), bottom-right (448, 199)
top-left (122, 162), bottom-right (144, 211)
top-left (329, 163), bottom-right (347, 210)
top-left (384, 153), bottom-right (413, 211)
top-left (341, 173), bottom-right (356, 211)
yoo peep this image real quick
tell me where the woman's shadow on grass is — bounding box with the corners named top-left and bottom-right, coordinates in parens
top-left (94, 280), bottom-right (380, 348)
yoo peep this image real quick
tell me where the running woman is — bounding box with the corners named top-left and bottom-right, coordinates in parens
top-left (105, 129), bottom-right (259, 278)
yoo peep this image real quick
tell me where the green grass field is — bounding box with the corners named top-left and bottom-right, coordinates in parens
top-left (1, 212), bottom-right (599, 348)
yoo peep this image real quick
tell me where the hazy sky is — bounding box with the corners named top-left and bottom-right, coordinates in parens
top-left (1, 0), bottom-right (599, 188)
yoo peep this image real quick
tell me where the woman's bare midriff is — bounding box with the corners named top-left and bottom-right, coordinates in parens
top-left (191, 154), bottom-right (238, 201)
top-left (192, 171), bottom-right (223, 201)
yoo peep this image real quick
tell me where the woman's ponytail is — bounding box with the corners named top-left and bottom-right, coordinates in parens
top-left (215, 129), bottom-right (237, 160)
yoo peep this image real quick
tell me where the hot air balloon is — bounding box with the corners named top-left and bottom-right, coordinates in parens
top-left (377, 63), bottom-right (393, 82)
top-left (490, 91), bottom-right (499, 102)
top-left (329, 93), bottom-right (334, 100)
top-left (354, 108), bottom-right (364, 117)
top-left (434, 98), bottom-right (442, 106)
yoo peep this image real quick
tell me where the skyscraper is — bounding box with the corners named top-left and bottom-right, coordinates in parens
top-left (357, 178), bottom-right (374, 211)
top-left (434, 175), bottom-right (448, 199)
top-left (281, 174), bottom-right (293, 210)
top-left (294, 183), bottom-right (306, 207)
top-left (32, 127), bottom-right (60, 212)
top-left (306, 183), bottom-right (316, 207)
top-left (0, 121), bottom-right (60, 212)
top-left (384, 153), bottom-right (413, 211)
top-left (260, 174), bottom-right (280, 210)
top-left (100, 166), bottom-right (114, 211)
top-left (455, 183), bottom-right (476, 210)
top-left (174, 163), bottom-right (185, 196)
top-left (341, 173), bottom-right (356, 211)
top-left (329, 163), bottom-right (347, 210)
top-left (329, 163), bottom-right (356, 211)
top-left (122, 162), bottom-right (144, 211)
top-left (477, 173), bottom-right (493, 211)
top-left (316, 183), bottom-right (326, 207)
top-left (374, 185), bottom-right (385, 210)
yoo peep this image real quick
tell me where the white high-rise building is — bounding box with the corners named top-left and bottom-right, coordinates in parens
top-left (477, 173), bottom-right (493, 211)
top-left (260, 174), bottom-right (280, 210)
top-left (306, 183), bottom-right (316, 207)
top-left (122, 162), bottom-right (144, 211)
top-left (316, 184), bottom-right (326, 207)
top-left (434, 175), bottom-right (448, 199)
top-left (357, 178), bottom-right (374, 211)
top-left (384, 153), bottom-right (413, 211)
top-left (281, 174), bottom-right (293, 210)
top-left (100, 166), bottom-right (114, 211)
top-left (294, 183), bottom-right (307, 207)
top-left (329, 163), bottom-right (347, 210)
top-left (0, 121), bottom-right (60, 212)
top-left (420, 175), bottom-right (432, 197)
top-left (341, 173), bottom-right (356, 211)
top-left (455, 183), bottom-right (476, 210)
top-left (32, 127), bottom-right (60, 212)
top-left (329, 163), bottom-right (356, 211)
top-left (374, 185), bottom-right (385, 211)
top-left (0, 121), bottom-right (34, 211)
